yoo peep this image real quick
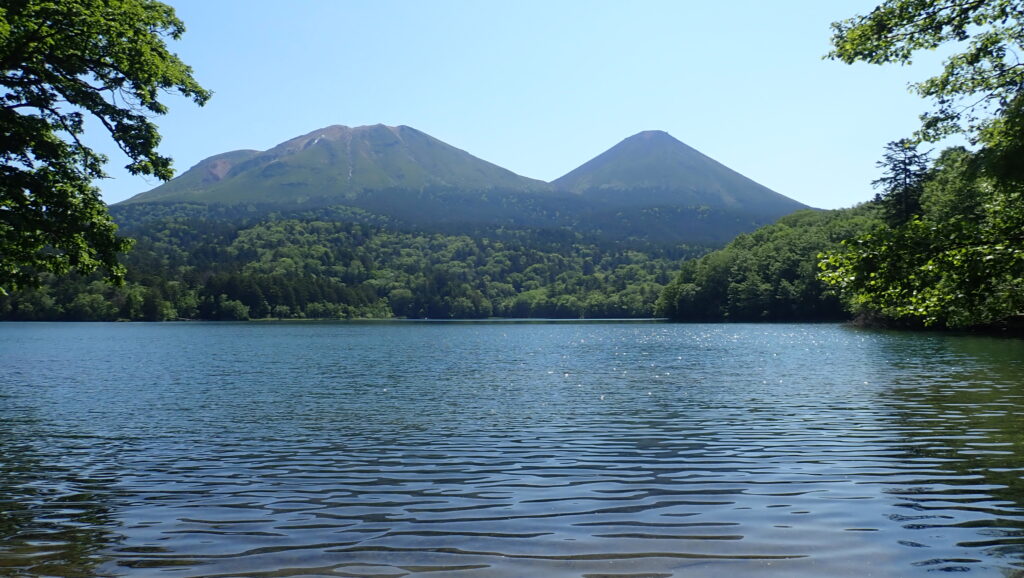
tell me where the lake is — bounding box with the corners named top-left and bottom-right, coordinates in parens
top-left (1, 321), bottom-right (1022, 577)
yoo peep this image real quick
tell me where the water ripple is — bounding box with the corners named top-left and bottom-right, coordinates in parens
top-left (1, 322), bottom-right (1023, 576)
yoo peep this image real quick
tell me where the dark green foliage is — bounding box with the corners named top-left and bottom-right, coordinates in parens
top-left (828, 0), bottom-right (1024, 145)
top-left (821, 0), bottom-right (1024, 330)
top-left (0, 203), bottom-right (703, 321)
top-left (126, 182), bottom-right (792, 247)
top-left (657, 207), bottom-right (881, 321)
top-left (820, 147), bottom-right (1024, 328)
top-left (873, 139), bottom-right (930, 226)
top-left (0, 0), bottom-right (209, 293)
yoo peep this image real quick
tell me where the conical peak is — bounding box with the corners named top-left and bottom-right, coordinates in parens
top-left (615, 130), bottom-right (692, 151)
top-left (629, 129), bottom-right (675, 140)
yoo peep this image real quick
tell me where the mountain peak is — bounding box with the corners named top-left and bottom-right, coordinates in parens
top-left (551, 131), bottom-right (806, 214)
top-left (610, 130), bottom-right (698, 153)
top-left (121, 124), bottom-right (548, 205)
top-left (268, 124), bottom-right (402, 153)
top-left (628, 129), bottom-right (676, 141)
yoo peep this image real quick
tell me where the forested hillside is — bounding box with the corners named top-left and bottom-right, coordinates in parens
top-left (0, 203), bottom-right (702, 321)
top-left (656, 206), bottom-right (880, 321)
top-left (656, 141), bottom-right (1024, 330)
top-left (820, 146), bottom-right (1024, 329)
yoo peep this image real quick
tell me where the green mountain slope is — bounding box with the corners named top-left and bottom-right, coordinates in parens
top-left (124, 124), bottom-right (550, 205)
top-left (552, 130), bottom-right (806, 216)
top-left (118, 125), bottom-right (809, 246)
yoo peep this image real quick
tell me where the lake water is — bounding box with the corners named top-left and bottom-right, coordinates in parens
top-left (1, 321), bottom-right (1023, 577)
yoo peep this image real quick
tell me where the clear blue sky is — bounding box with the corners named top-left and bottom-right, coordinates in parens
top-left (95, 0), bottom-right (949, 210)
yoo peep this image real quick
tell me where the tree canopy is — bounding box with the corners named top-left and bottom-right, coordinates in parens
top-left (656, 207), bottom-right (880, 322)
top-left (822, 0), bottom-right (1024, 329)
top-left (829, 0), bottom-right (1024, 147)
top-left (0, 0), bottom-right (209, 294)
top-left (820, 147), bottom-right (1024, 328)
top-left (872, 139), bottom-right (931, 226)
top-left (0, 203), bottom-right (697, 321)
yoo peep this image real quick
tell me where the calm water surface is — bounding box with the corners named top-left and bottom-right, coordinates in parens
top-left (1, 321), bottom-right (1023, 577)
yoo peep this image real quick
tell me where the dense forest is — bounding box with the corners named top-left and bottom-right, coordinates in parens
top-left (656, 206), bottom-right (880, 322)
top-left (819, 145), bottom-right (1024, 329)
top-left (0, 203), bottom-right (704, 321)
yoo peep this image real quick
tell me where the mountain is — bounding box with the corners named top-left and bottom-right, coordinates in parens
top-left (119, 125), bottom-right (809, 245)
top-left (123, 124), bottom-right (549, 205)
top-left (18, 127), bottom-right (823, 322)
top-left (552, 130), bottom-right (806, 216)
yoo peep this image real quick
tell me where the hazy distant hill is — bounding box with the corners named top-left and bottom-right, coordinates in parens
top-left (552, 130), bottom-right (805, 216)
top-left (119, 125), bottom-right (808, 244)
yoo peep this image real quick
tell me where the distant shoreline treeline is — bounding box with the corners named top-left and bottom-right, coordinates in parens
top-left (0, 203), bottom-right (702, 322)
top-left (0, 200), bottom-right (878, 325)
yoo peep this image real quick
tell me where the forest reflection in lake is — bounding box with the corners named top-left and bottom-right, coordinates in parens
top-left (1, 321), bottom-right (1022, 577)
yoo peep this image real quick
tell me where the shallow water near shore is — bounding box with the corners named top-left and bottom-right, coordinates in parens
top-left (1, 321), bottom-right (1023, 576)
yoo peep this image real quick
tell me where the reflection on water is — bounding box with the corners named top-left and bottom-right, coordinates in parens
top-left (877, 334), bottom-right (1024, 574)
top-left (0, 423), bottom-right (124, 576)
top-left (0, 322), bottom-right (1022, 577)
